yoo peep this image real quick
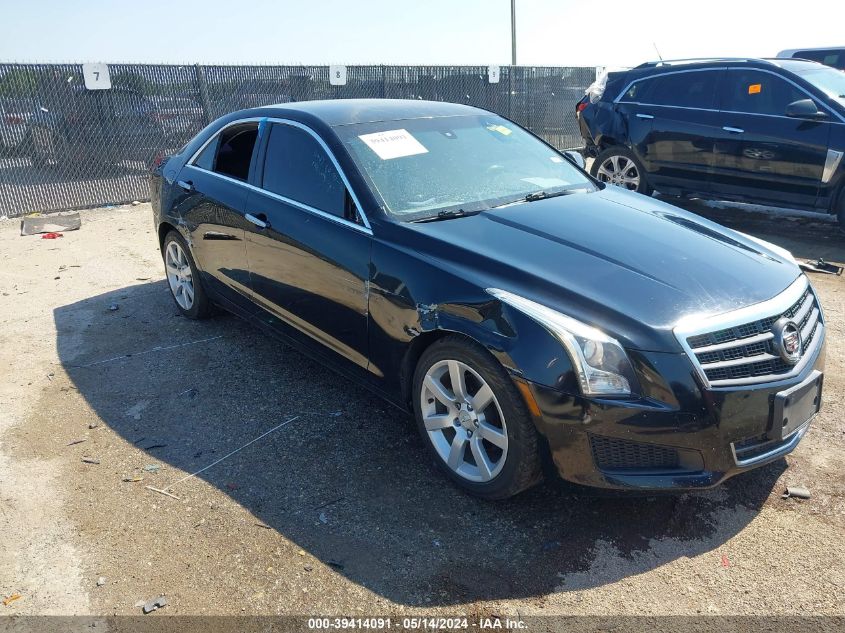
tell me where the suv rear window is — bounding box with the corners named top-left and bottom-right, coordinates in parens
top-left (794, 49), bottom-right (845, 70)
top-left (624, 71), bottom-right (719, 109)
top-left (720, 70), bottom-right (806, 116)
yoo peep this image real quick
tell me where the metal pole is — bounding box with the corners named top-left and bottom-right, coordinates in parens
top-left (510, 0), bottom-right (517, 66)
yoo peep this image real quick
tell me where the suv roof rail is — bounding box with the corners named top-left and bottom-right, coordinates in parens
top-left (635, 57), bottom-right (777, 68)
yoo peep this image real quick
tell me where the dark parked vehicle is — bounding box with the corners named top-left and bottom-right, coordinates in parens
top-left (26, 87), bottom-right (170, 170)
top-left (151, 99), bottom-right (825, 499)
top-left (576, 58), bottom-right (845, 231)
top-left (778, 47), bottom-right (845, 71)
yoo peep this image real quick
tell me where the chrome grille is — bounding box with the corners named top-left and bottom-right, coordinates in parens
top-left (676, 277), bottom-right (824, 388)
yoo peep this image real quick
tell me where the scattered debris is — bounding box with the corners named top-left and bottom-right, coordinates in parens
top-left (125, 400), bottom-right (150, 420)
top-left (318, 512), bottom-right (328, 524)
top-left (136, 276), bottom-right (151, 281)
top-left (108, 303), bottom-right (120, 312)
top-left (66, 438), bottom-right (87, 446)
top-left (20, 211), bottom-right (81, 236)
top-left (131, 200), bottom-right (141, 206)
top-left (432, 539), bottom-right (441, 548)
top-left (720, 554), bottom-right (731, 568)
top-left (782, 486), bottom-right (811, 500)
top-left (799, 258), bottom-right (843, 276)
top-left (314, 496), bottom-right (344, 510)
top-left (2, 593), bottom-right (22, 607)
top-left (145, 485), bottom-right (180, 500)
top-left (304, 565), bottom-right (313, 572)
top-left (326, 560), bottom-right (345, 570)
top-left (329, 411), bottom-right (343, 417)
top-left (141, 595), bottom-right (167, 614)
top-left (178, 387), bottom-right (198, 398)
top-left (41, 232), bottom-right (64, 239)
top-left (142, 464), bottom-right (162, 473)
top-left (81, 457), bottom-right (100, 464)
top-left (122, 476), bottom-right (143, 483)
top-left (96, 577), bottom-right (107, 587)
top-left (297, 550), bottom-right (306, 556)
top-left (254, 522), bottom-right (272, 530)
top-left (89, 422), bottom-right (99, 429)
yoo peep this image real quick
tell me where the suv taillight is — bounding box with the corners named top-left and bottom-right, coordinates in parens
top-left (576, 101), bottom-right (588, 113)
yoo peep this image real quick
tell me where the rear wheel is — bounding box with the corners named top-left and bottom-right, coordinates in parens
top-left (162, 230), bottom-right (211, 319)
top-left (412, 337), bottom-right (542, 500)
top-left (591, 146), bottom-right (653, 195)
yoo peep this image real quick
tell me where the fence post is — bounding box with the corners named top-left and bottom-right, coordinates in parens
top-left (194, 64), bottom-right (212, 124)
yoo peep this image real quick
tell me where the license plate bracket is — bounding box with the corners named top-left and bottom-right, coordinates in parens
top-left (773, 370), bottom-right (823, 440)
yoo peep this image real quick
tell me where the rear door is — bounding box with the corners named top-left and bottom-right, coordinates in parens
top-left (244, 121), bottom-right (372, 371)
top-left (617, 69), bottom-right (723, 193)
top-left (710, 68), bottom-right (831, 208)
top-left (175, 121), bottom-right (259, 312)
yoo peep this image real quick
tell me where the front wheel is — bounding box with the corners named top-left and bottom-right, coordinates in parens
top-left (412, 337), bottom-right (542, 500)
top-left (591, 146), bottom-right (653, 195)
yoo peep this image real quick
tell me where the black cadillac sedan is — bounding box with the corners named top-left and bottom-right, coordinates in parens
top-left (150, 99), bottom-right (825, 499)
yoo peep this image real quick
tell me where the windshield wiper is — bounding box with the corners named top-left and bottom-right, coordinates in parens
top-left (489, 188), bottom-right (581, 209)
top-left (413, 208), bottom-right (477, 223)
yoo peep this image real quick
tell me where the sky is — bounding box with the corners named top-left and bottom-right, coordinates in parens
top-left (0, 0), bottom-right (843, 69)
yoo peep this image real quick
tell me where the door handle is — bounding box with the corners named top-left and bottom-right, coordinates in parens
top-left (636, 113), bottom-right (654, 119)
top-left (722, 126), bottom-right (744, 134)
top-left (245, 213), bottom-right (270, 229)
top-left (177, 179), bottom-right (194, 191)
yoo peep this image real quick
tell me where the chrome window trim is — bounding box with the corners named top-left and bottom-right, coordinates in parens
top-left (185, 115), bottom-right (372, 232)
top-left (614, 66), bottom-right (845, 124)
top-left (673, 275), bottom-right (826, 390)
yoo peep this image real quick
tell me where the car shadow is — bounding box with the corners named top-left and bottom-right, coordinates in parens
top-left (54, 279), bottom-right (785, 606)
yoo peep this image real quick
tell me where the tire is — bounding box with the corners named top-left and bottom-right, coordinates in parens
top-left (162, 230), bottom-right (212, 319)
top-left (591, 146), bottom-right (653, 195)
top-left (412, 336), bottom-right (542, 500)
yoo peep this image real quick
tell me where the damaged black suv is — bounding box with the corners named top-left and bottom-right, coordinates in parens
top-left (577, 58), bottom-right (845, 232)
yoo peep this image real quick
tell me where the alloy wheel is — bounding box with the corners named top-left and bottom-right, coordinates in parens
top-left (596, 154), bottom-right (641, 190)
top-left (165, 240), bottom-right (195, 311)
top-left (420, 359), bottom-right (508, 483)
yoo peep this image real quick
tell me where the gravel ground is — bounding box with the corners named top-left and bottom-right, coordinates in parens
top-left (0, 199), bottom-right (843, 618)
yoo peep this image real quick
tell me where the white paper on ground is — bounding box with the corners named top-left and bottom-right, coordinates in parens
top-left (358, 129), bottom-right (428, 160)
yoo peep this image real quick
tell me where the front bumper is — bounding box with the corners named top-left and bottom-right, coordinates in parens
top-left (525, 337), bottom-right (826, 491)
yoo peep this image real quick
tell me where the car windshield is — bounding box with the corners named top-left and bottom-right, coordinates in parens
top-left (794, 66), bottom-right (845, 105)
top-left (337, 114), bottom-right (595, 221)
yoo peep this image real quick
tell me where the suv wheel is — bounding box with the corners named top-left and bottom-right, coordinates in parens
top-left (412, 336), bottom-right (542, 500)
top-left (591, 146), bottom-right (653, 195)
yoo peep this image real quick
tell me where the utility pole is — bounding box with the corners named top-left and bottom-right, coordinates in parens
top-left (510, 0), bottom-right (517, 66)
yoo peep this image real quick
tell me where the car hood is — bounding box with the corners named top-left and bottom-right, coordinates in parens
top-left (399, 187), bottom-right (802, 352)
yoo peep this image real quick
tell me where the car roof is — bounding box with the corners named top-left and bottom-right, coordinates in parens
top-left (248, 98), bottom-right (488, 127)
top-left (621, 57), bottom-right (830, 81)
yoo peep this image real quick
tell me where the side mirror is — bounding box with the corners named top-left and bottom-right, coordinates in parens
top-left (785, 98), bottom-right (827, 119)
top-left (563, 150), bottom-right (586, 169)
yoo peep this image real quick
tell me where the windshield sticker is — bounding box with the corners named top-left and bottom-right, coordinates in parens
top-left (358, 129), bottom-right (428, 160)
top-left (748, 83), bottom-right (762, 95)
top-left (522, 177), bottom-right (569, 188)
top-left (486, 124), bottom-right (512, 136)
top-left (550, 156), bottom-right (564, 163)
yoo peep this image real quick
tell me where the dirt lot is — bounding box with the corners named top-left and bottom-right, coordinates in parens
top-left (0, 199), bottom-right (843, 618)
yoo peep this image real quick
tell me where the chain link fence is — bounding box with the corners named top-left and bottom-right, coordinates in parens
top-left (0, 63), bottom-right (595, 217)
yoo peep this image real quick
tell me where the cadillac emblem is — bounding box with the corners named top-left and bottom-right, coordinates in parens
top-left (773, 318), bottom-right (802, 365)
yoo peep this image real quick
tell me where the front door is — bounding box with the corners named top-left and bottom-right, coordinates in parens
top-left (244, 121), bottom-right (371, 371)
top-left (711, 68), bottom-right (831, 208)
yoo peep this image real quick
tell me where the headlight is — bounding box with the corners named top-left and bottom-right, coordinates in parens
top-left (487, 288), bottom-right (636, 397)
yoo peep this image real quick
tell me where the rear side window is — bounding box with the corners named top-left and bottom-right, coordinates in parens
top-left (261, 123), bottom-right (346, 217)
top-left (625, 71), bottom-right (719, 108)
top-left (720, 70), bottom-right (807, 116)
top-left (192, 123), bottom-right (258, 180)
